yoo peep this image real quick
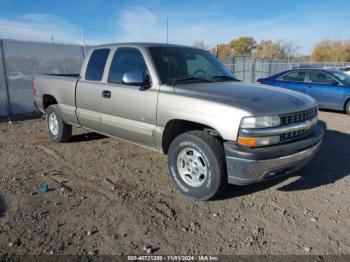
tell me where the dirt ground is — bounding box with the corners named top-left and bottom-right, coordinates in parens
top-left (0, 110), bottom-right (349, 256)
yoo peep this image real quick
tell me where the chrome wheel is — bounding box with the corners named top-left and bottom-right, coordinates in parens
top-left (177, 147), bottom-right (208, 187)
top-left (48, 112), bottom-right (59, 136)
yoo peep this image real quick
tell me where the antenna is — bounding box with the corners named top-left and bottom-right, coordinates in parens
top-left (166, 17), bottom-right (169, 44)
top-left (166, 17), bottom-right (171, 87)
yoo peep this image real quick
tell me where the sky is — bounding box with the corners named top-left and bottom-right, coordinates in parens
top-left (0, 0), bottom-right (349, 54)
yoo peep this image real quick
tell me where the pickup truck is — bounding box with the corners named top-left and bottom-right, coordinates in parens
top-left (33, 43), bottom-right (324, 200)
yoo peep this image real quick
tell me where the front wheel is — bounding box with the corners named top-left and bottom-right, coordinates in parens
top-left (167, 131), bottom-right (227, 200)
top-left (346, 100), bottom-right (350, 115)
top-left (45, 104), bottom-right (72, 143)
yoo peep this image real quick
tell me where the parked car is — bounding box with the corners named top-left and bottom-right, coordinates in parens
top-left (33, 43), bottom-right (323, 200)
top-left (339, 66), bottom-right (350, 75)
top-left (257, 68), bottom-right (350, 115)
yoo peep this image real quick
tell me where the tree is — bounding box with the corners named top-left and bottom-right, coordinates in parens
top-left (230, 36), bottom-right (257, 56)
top-left (280, 40), bottom-right (299, 59)
top-left (193, 40), bottom-right (209, 50)
top-left (211, 43), bottom-right (232, 58)
top-left (256, 40), bottom-right (279, 59)
top-left (256, 39), bottom-right (299, 60)
top-left (311, 40), bottom-right (350, 62)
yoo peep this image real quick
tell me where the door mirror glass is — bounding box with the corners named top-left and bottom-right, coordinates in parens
top-left (122, 71), bottom-right (148, 86)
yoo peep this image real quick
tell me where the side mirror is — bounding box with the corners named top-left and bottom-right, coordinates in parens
top-left (122, 71), bottom-right (149, 86)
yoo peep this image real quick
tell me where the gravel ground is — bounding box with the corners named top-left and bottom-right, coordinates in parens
top-left (0, 110), bottom-right (349, 256)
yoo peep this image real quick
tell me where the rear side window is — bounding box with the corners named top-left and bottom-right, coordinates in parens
top-left (85, 48), bottom-right (110, 81)
top-left (108, 48), bottom-right (148, 83)
top-left (309, 71), bottom-right (335, 85)
top-left (280, 71), bottom-right (306, 82)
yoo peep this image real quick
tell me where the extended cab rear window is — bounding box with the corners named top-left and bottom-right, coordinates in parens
top-left (85, 48), bottom-right (110, 81)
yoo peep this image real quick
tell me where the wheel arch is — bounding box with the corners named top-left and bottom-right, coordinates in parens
top-left (42, 94), bottom-right (58, 110)
top-left (161, 119), bottom-right (224, 154)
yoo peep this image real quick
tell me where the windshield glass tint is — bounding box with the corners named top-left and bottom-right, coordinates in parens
top-left (332, 70), bottom-right (350, 85)
top-left (148, 46), bottom-right (235, 84)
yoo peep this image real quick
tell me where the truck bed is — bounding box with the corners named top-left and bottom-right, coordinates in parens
top-left (34, 74), bottom-right (80, 125)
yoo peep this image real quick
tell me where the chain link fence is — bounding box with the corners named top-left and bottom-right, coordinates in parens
top-left (222, 56), bottom-right (350, 82)
top-left (0, 39), bottom-right (85, 119)
top-left (1, 40), bottom-right (350, 119)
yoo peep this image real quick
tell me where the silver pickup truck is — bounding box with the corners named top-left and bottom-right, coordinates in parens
top-left (33, 43), bottom-right (324, 200)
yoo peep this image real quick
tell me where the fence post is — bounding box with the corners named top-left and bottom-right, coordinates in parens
top-left (251, 56), bottom-right (256, 82)
top-left (0, 39), bottom-right (12, 119)
top-left (232, 56), bottom-right (235, 73)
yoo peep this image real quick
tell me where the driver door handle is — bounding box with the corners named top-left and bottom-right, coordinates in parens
top-left (102, 90), bottom-right (111, 98)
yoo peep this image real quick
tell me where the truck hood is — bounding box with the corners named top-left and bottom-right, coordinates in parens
top-left (174, 81), bottom-right (317, 115)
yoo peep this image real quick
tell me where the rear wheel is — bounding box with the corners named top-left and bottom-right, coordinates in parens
top-left (346, 100), bottom-right (350, 115)
top-left (45, 105), bottom-right (72, 143)
top-left (167, 131), bottom-right (227, 200)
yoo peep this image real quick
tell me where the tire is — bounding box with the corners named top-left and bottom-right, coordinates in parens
top-left (167, 130), bottom-right (227, 200)
top-left (45, 104), bottom-right (72, 143)
top-left (346, 100), bottom-right (350, 115)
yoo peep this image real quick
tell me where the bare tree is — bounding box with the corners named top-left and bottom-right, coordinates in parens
top-left (257, 39), bottom-right (299, 60)
top-left (193, 40), bottom-right (209, 50)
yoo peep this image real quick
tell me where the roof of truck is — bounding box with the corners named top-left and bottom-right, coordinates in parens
top-left (93, 42), bottom-right (196, 49)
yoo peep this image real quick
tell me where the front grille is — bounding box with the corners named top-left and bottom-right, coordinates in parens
top-left (280, 125), bottom-right (315, 142)
top-left (280, 107), bottom-right (317, 126)
top-left (279, 107), bottom-right (318, 143)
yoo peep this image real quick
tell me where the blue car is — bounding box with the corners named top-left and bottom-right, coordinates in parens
top-left (257, 68), bottom-right (350, 115)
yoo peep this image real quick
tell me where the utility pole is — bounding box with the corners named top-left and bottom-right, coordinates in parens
top-left (51, 33), bottom-right (54, 44)
top-left (81, 26), bottom-right (86, 57)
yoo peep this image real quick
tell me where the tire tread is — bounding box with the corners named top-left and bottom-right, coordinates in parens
top-left (168, 130), bottom-right (227, 200)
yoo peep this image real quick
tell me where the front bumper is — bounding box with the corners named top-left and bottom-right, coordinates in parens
top-left (225, 126), bottom-right (324, 185)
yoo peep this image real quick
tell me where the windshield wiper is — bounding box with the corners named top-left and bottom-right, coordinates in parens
top-left (172, 77), bottom-right (213, 85)
top-left (211, 75), bottom-right (240, 82)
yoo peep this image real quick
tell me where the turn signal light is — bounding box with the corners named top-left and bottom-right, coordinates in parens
top-left (238, 137), bottom-right (257, 146)
top-left (238, 135), bottom-right (280, 147)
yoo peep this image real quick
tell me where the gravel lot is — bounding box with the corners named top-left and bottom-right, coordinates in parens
top-left (0, 110), bottom-right (349, 256)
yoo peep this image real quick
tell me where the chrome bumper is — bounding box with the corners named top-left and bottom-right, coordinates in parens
top-left (226, 140), bottom-right (322, 185)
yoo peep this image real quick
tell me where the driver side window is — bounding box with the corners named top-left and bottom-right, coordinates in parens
top-left (108, 48), bottom-right (148, 84)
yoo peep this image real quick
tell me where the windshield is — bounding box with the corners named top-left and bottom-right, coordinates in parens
top-left (148, 46), bottom-right (238, 85)
top-left (331, 70), bottom-right (350, 85)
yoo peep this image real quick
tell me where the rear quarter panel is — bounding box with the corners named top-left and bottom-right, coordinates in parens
top-left (35, 75), bottom-right (79, 125)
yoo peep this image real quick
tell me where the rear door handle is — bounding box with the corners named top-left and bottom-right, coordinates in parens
top-left (102, 90), bottom-right (111, 98)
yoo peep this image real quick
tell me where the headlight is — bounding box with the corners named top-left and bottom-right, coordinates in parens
top-left (238, 115), bottom-right (281, 147)
top-left (240, 116), bottom-right (281, 129)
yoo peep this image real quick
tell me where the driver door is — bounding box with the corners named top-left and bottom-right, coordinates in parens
top-left (99, 47), bottom-right (158, 147)
top-left (306, 70), bottom-right (345, 109)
